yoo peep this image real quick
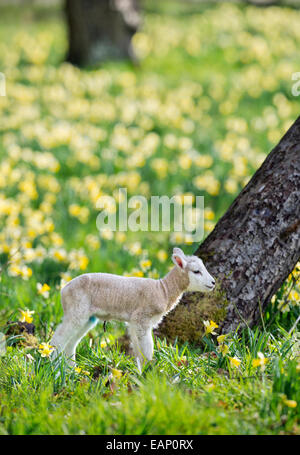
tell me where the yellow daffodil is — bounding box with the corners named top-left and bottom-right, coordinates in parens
top-left (252, 352), bottom-right (268, 370)
top-left (19, 309), bottom-right (35, 324)
top-left (288, 290), bottom-right (299, 304)
top-left (129, 269), bottom-right (144, 277)
top-left (203, 320), bottom-right (219, 336)
top-left (111, 368), bottom-right (123, 379)
top-left (139, 259), bottom-right (152, 271)
top-left (283, 399), bottom-right (297, 408)
top-left (217, 334), bottom-right (227, 344)
top-left (128, 242), bottom-right (142, 256)
top-left (204, 207), bottom-right (215, 221)
top-left (229, 356), bottom-right (241, 368)
top-left (53, 249), bottom-right (67, 262)
top-left (75, 366), bottom-right (90, 376)
top-left (38, 342), bottom-right (55, 357)
top-left (79, 256), bottom-right (89, 270)
top-left (37, 282), bottom-right (50, 298)
top-left (8, 265), bottom-right (32, 280)
top-left (156, 249), bottom-right (168, 262)
top-left (217, 344), bottom-right (229, 356)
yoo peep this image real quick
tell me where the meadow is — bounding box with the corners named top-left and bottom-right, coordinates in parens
top-left (0, 1), bottom-right (299, 435)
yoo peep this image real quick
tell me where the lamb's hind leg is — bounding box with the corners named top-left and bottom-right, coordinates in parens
top-left (51, 280), bottom-right (95, 366)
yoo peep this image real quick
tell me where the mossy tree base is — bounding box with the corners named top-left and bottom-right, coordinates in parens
top-left (154, 286), bottom-right (228, 344)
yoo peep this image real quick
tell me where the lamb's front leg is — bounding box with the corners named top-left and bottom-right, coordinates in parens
top-left (64, 316), bottom-right (99, 366)
top-left (50, 317), bottom-right (76, 358)
top-left (129, 323), bottom-right (153, 373)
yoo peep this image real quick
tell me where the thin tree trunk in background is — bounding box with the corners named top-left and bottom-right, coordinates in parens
top-left (156, 117), bottom-right (300, 343)
top-left (65, 0), bottom-right (140, 66)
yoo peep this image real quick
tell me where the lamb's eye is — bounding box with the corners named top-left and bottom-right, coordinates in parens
top-left (194, 270), bottom-right (202, 275)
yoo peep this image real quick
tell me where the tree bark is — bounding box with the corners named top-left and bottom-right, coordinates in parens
top-left (65, 0), bottom-right (140, 66)
top-left (156, 117), bottom-right (300, 343)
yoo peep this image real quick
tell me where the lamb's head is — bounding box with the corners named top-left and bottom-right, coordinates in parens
top-left (172, 247), bottom-right (215, 293)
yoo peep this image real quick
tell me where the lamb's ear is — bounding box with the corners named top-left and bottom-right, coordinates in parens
top-left (172, 248), bottom-right (187, 270)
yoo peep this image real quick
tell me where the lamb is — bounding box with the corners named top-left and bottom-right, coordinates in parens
top-left (50, 247), bottom-right (215, 372)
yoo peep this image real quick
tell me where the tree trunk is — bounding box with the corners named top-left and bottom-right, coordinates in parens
top-left (65, 0), bottom-right (140, 66)
top-left (156, 117), bottom-right (300, 343)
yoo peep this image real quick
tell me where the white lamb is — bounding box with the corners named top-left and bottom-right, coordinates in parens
top-left (50, 247), bottom-right (215, 372)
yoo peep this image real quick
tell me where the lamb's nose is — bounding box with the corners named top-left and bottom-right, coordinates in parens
top-left (211, 280), bottom-right (215, 286)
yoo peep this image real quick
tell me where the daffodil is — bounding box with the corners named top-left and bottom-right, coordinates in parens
top-left (19, 309), bottom-right (35, 324)
top-left (75, 366), bottom-right (90, 376)
top-left (79, 255), bottom-right (89, 270)
top-left (217, 334), bottom-right (227, 344)
top-left (204, 207), bottom-right (215, 221)
top-left (229, 356), bottom-right (241, 368)
top-left (156, 249), bottom-right (168, 262)
top-left (127, 242), bottom-right (142, 256)
top-left (111, 368), bottom-right (123, 380)
top-left (283, 399), bottom-right (297, 408)
top-left (129, 269), bottom-right (144, 277)
top-left (100, 340), bottom-right (107, 349)
top-left (278, 301), bottom-right (290, 313)
top-left (252, 352), bottom-right (268, 371)
top-left (139, 259), bottom-right (152, 271)
top-left (53, 249), bottom-right (67, 262)
top-left (37, 282), bottom-right (50, 298)
top-left (203, 320), bottom-right (219, 336)
top-left (288, 290), bottom-right (299, 305)
top-left (217, 344), bottom-right (229, 356)
top-left (38, 342), bottom-right (54, 357)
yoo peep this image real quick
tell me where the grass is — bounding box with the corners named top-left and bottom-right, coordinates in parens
top-left (0, 318), bottom-right (299, 435)
top-left (0, 1), bottom-right (299, 435)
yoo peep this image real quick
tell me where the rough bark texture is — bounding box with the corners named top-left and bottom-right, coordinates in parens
top-left (156, 117), bottom-right (300, 342)
top-left (65, 0), bottom-right (140, 66)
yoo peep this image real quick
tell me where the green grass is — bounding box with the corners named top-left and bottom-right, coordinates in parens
top-left (0, 315), bottom-right (299, 435)
top-left (0, 1), bottom-right (299, 435)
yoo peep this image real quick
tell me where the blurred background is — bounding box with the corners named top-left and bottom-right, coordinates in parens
top-left (0, 0), bottom-right (299, 283)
